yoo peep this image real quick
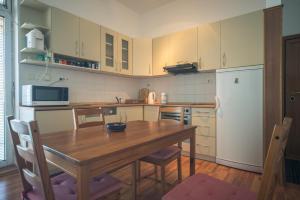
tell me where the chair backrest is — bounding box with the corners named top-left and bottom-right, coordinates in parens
top-left (73, 107), bottom-right (105, 129)
top-left (159, 106), bottom-right (184, 124)
top-left (7, 116), bottom-right (55, 200)
top-left (257, 117), bottom-right (293, 200)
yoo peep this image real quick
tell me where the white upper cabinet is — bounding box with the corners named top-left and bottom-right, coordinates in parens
top-left (101, 27), bottom-right (118, 73)
top-left (118, 34), bottom-right (133, 75)
top-left (51, 8), bottom-right (80, 57)
top-left (51, 8), bottom-right (100, 62)
top-left (220, 10), bottom-right (264, 68)
top-left (133, 38), bottom-right (152, 76)
top-left (152, 35), bottom-right (169, 76)
top-left (79, 18), bottom-right (101, 62)
top-left (168, 27), bottom-right (198, 66)
top-left (198, 22), bottom-right (221, 70)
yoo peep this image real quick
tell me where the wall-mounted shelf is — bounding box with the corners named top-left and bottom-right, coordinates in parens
top-left (20, 59), bottom-right (155, 78)
top-left (20, 23), bottom-right (50, 32)
top-left (20, 48), bottom-right (46, 54)
top-left (20, 0), bottom-right (49, 11)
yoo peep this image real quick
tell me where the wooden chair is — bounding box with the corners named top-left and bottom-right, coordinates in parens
top-left (163, 117), bottom-right (293, 200)
top-left (72, 107), bottom-right (105, 129)
top-left (139, 107), bottom-right (184, 192)
top-left (7, 116), bottom-right (122, 200)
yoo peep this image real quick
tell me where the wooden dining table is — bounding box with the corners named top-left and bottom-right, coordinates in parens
top-left (39, 120), bottom-right (197, 200)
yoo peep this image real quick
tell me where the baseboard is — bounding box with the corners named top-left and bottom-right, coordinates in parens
top-left (182, 151), bottom-right (216, 162)
top-left (216, 158), bottom-right (263, 173)
top-left (0, 165), bottom-right (18, 177)
top-left (286, 154), bottom-right (300, 161)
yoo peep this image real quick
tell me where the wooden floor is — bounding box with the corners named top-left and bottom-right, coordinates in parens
top-left (0, 156), bottom-right (262, 200)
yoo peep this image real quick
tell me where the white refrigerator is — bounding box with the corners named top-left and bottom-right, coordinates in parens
top-left (216, 65), bottom-right (263, 173)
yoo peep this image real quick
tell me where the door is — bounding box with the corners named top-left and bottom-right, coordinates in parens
top-left (0, 1), bottom-right (14, 167)
top-left (118, 34), bottom-right (132, 75)
top-left (168, 27), bottom-right (198, 66)
top-left (285, 35), bottom-right (300, 159)
top-left (216, 66), bottom-right (263, 172)
top-left (101, 27), bottom-right (118, 73)
top-left (133, 38), bottom-right (152, 76)
top-left (220, 10), bottom-right (264, 68)
top-left (79, 18), bottom-right (100, 62)
top-left (51, 8), bottom-right (79, 57)
top-left (198, 22), bottom-right (221, 70)
top-left (152, 35), bottom-right (168, 75)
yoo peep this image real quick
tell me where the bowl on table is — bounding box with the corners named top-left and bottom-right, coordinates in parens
top-left (106, 122), bottom-right (127, 132)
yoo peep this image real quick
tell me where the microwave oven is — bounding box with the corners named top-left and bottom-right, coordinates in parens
top-left (22, 85), bottom-right (69, 106)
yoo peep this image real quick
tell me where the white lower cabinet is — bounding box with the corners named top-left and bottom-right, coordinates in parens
top-left (143, 106), bottom-right (159, 121)
top-left (182, 108), bottom-right (216, 162)
top-left (118, 106), bottom-right (143, 121)
top-left (19, 107), bottom-right (74, 134)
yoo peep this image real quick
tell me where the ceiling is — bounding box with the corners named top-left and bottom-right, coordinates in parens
top-left (116, 0), bottom-right (177, 14)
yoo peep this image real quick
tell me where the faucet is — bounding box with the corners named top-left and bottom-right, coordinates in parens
top-left (115, 96), bottom-right (121, 104)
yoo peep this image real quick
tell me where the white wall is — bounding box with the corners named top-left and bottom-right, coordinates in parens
top-left (139, 73), bottom-right (216, 103)
top-left (266, 0), bottom-right (282, 8)
top-left (39, 0), bottom-right (140, 37)
top-left (283, 0), bottom-right (300, 36)
top-left (20, 65), bottom-right (140, 103)
top-left (139, 0), bottom-right (266, 37)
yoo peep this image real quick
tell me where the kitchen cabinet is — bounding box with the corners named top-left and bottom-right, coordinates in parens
top-left (19, 107), bottom-right (74, 134)
top-left (198, 22), bottom-right (221, 70)
top-left (79, 18), bottom-right (101, 62)
top-left (118, 34), bottom-right (133, 75)
top-left (168, 27), bottom-right (198, 66)
top-left (133, 38), bottom-right (152, 76)
top-left (117, 106), bottom-right (143, 121)
top-left (51, 8), bottom-right (101, 62)
top-left (144, 106), bottom-right (159, 121)
top-left (152, 35), bottom-right (169, 76)
top-left (220, 10), bottom-right (264, 68)
top-left (51, 8), bottom-right (80, 57)
top-left (101, 27), bottom-right (118, 73)
top-left (182, 108), bottom-right (216, 162)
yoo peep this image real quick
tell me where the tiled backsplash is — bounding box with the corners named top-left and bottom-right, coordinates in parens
top-left (20, 65), bottom-right (140, 103)
top-left (20, 65), bottom-right (216, 103)
top-left (139, 73), bottom-right (216, 103)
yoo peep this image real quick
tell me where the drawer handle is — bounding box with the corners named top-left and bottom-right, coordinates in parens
top-left (197, 144), bottom-right (209, 147)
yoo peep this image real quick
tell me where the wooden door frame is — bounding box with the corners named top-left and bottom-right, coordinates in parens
top-left (283, 33), bottom-right (300, 160)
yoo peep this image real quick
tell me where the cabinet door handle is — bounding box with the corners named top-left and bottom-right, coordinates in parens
top-left (198, 57), bottom-right (201, 70)
top-left (75, 41), bottom-right (79, 56)
top-left (81, 42), bottom-right (84, 57)
top-left (148, 64), bottom-right (151, 75)
top-left (222, 53), bottom-right (226, 67)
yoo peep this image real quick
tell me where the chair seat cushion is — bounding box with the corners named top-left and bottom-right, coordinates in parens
top-left (141, 146), bottom-right (181, 164)
top-left (162, 174), bottom-right (256, 200)
top-left (24, 172), bottom-right (122, 200)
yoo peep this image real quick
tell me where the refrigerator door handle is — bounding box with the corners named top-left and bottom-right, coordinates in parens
top-left (215, 96), bottom-right (220, 111)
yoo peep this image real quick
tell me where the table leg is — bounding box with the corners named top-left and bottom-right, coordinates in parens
top-left (77, 165), bottom-right (89, 200)
top-left (131, 161), bottom-right (138, 200)
top-left (190, 131), bottom-right (196, 176)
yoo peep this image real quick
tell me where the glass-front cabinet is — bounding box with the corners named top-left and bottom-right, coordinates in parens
top-left (118, 34), bottom-right (132, 75)
top-left (101, 27), bottom-right (132, 74)
top-left (101, 27), bottom-right (118, 72)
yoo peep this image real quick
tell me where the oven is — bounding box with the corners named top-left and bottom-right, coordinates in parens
top-left (160, 107), bottom-right (191, 125)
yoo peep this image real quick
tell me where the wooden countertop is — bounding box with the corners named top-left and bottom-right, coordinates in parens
top-left (20, 102), bottom-right (216, 111)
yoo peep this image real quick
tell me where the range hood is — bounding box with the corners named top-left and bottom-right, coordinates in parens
top-left (163, 63), bottom-right (198, 75)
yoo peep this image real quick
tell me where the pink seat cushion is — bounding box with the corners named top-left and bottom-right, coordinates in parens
top-left (163, 174), bottom-right (256, 200)
top-left (24, 172), bottom-right (122, 200)
top-left (141, 146), bottom-right (181, 164)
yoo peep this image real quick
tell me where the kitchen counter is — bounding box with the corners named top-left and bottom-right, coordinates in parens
top-left (21, 102), bottom-right (216, 111)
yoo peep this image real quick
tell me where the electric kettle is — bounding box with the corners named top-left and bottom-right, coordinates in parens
top-left (148, 92), bottom-right (156, 104)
